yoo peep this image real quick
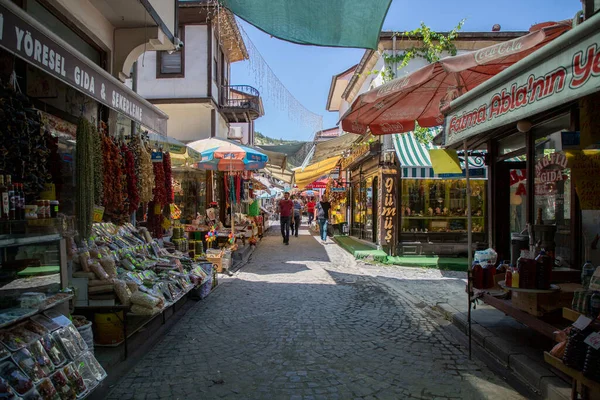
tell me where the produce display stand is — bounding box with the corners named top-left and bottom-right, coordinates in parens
top-left (544, 352), bottom-right (600, 400)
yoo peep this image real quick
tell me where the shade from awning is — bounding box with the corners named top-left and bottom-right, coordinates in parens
top-left (262, 166), bottom-right (295, 185)
top-left (221, 0), bottom-right (392, 49)
top-left (294, 156), bottom-right (340, 190)
top-left (259, 148), bottom-right (287, 171)
top-left (302, 133), bottom-right (362, 167)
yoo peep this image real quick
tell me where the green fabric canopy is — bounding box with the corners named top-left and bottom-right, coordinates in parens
top-left (222, 0), bottom-right (392, 49)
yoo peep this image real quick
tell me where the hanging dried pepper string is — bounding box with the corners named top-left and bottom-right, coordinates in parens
top-left (163, 152), bottom-right (173, 203)
top-left (92, 123), bottom-right (103, 205)
top-left (123, 143), bottom-right (139, 214)
top-left (138, 140), bottom-right (155, 203)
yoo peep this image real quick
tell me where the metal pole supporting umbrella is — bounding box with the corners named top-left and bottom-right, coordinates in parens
top-left (464, 140), bottom-right (472, 360)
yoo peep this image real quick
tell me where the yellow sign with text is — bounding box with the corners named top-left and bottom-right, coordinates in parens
top-left (566, 150), bottom-right (600, 210)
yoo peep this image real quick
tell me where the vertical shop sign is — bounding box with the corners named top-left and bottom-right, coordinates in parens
top-left (380, 169), bottom-right (397, 251)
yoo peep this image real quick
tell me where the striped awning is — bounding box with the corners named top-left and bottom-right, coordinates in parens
top-left (393, 133), bottom-right (487, 179)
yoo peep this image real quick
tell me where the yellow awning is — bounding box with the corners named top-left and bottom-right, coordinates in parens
top-left (294, 156), bottom-right (340, 190)
top-left (429, 149), bottom-right (462, 174)
top-left (263, 166), bottom-right (295, 184)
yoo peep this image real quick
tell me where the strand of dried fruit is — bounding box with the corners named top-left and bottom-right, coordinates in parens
top-left (152, 151), bottom-right (167, 206)
top-left (92, 123), bottom-right (104, 205)
top-left (123, 143), bottom-right (139, 214)
top-left (163, 151), bottom-right (173, 203)
top-left (75, 117), bottom-right (94, 240)
top-left (138, 141), bottom-right (155, 203)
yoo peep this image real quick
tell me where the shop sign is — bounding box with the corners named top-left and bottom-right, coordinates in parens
top-left (438, 168), bottom-right (486, 179)
top-left (331, 187), bottom-right (346, 193)
top-left (340, 143), bottom-right (370, 170)
top-left (509, 169), bottom-right (526, 186)
top-left (0, 3), bottom-right (167, 134)
top-left (535, 152), bottom-right (568, 183)
top-left (380, 170), bottom-right (397, 249)
top-left (444, 26), bottom-right (600, 146)
top-left (567, 150), bottom-right (600, 210)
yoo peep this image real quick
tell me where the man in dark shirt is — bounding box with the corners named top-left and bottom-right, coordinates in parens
top-left (278, 192), bottom-right (293, 245)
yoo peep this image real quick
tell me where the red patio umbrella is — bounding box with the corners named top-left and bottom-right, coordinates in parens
top-left (341, 21), bottom-right (571, 135)
top-left (305, 177), bottom-right (328, 189)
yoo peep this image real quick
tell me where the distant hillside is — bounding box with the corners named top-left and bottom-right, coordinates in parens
top-left (254, 131), bottom-right (301, 146)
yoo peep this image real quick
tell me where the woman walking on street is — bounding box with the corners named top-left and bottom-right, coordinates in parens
top-left (306, 197), bottom-right (316, 226)
top-left (315, 195), bottom-right (331, 244)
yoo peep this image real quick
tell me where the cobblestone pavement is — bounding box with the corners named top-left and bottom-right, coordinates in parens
top-left (106, 225), bottom-right (523, 400)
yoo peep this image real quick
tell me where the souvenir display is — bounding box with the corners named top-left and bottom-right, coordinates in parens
top-left (13, 347), bottom-right (48, 382)
top-left (0, 376), bottom-right (20, 400)
top-left (0, 359), bottom-right (34, 395)
top-left (62, 363), bottom-right (86, 396)
top-left (36, 378), bottom-right (61, 400)
top-left (49, 370), bottom-right (76, 400)
top-left (39, 335), bottom-right (66, 368)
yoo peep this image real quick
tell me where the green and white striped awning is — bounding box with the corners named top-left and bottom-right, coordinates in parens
top-left (393, 133), bottom-right (487, 179)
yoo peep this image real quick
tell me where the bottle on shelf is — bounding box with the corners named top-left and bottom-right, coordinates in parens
top-left (483, 261), bottom-right (495, 289)
top-left (582, 260), bottom-right (595, 289)
top-left (472, 260), bottom-right (484, 289)
top-left (590, 292), bottom-right (600, 320)
top-left (517, 250), bottom-right (536, 289)
top-left (7, 176), bottom-right (16, 220)
top-left (535, 249), bottom-right (553, 290)
top-left (512, 265), bottom-right (520, 288)
top-left (505, 265), bottom-right (513, 287)
top-left (0, 175), bottom-right (8, 220)
top-left (17, 183), bottom-right (25, 220)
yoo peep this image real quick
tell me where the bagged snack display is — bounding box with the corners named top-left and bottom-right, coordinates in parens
top-left (99, 257), bottom-right (117, 278)
top-left (62, 363), bottom-right (86, 396)
top-left (22, 322), bottom-right (49, 337)
top-left (130, 305), bottom-right (160, 316)
top-left (13, 347), bottom-right (48, 382)
top-left (113, 280), bottom-right (132, 306)
top-left (63, 326), bottom-right (86, 353)
top-left (28, 342), bottom-right (55, 377)
top-left (72, 357), bottom-right (96, 391)
top-left (30, 316), bottom-right (60, 333)
top-left (77, 353), bottom-right (105, 383)
top-left (39, 335), bottom-right (66, 368)
top-left (78, 252), bottom-right (91, 273)
top-left (0, 376), bottom-right (20, 400)
top-left (130, 292), bottom-right (161, 308)
top-left (0, 344), bottom-right (10, 361)
top-left (125, 281), bottom-right (138, 293)
top-left (51, 330), bottom-right (80, 361)
top-left (0, 329), bottom-right (35, 352)
top-left (36, 378), bottom-right (61, 400)
top-left (89, 262), bottom-right (109, 280)
top-left (0, 360), bottom-right (34, 394)
top-left (49, 370), bottom-right (76, 400)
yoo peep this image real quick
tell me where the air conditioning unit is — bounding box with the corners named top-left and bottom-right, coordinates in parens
top-left (228, 126), bottom-right (243, 140)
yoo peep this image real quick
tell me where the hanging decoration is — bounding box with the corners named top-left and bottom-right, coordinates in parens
top-left (91, 124), bottom-right (104, 205)
top-left (101, 124), bottom-right (128, 223)
top-left (152, 151), bottom-right (167, 206)
top-left (205, 0), bottom-right (323, 137)
top-left (123, 143), bottom-right (139, 214)
top-left (163, 152), bottom-right (173, 203)
top-left (75, 118), bottom-right (94, 240)
top-left (138, 139), bottom-right (155, 203)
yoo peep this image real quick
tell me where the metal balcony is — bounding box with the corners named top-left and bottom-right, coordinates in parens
top-left (220, 85), bottom-right (263, 122)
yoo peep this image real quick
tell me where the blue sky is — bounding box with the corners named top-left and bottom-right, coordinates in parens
top-left (231, 0), bottom-right (581, 141)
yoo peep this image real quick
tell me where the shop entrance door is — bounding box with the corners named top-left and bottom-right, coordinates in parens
top-left (495, 161), bottom-right (527, 261)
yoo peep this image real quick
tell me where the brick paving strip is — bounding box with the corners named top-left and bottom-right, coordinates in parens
top-left (106, 225), bottom-right (525, 400)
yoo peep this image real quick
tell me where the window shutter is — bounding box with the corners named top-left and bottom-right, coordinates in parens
top-left (160, 52), bottom-right (182, 74)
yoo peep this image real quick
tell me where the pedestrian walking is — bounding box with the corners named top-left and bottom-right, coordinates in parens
top-left (278, 192), bottom-right (293, 245)
top-left (306, 197), bottom-right (316, 226)
top-left (315, 195), bottom-right (331, 244)
top-left (291, 195), bottom-right (303, 237)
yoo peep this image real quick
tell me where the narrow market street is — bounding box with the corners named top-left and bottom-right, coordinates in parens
top-left (106, 225), bottom-right (524, 400)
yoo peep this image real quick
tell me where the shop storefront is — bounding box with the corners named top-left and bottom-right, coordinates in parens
top-left (443, 13), bottom-right (600, 394)
top-left (0, 2), bottom-right (215, 397)
top-left (394, 133), bottom-right (488, 256)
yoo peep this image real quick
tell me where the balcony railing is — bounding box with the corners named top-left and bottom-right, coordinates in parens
top-left (221, 85), bottom-right (262, 118)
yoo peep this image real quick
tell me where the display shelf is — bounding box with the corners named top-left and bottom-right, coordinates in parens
top-left (544, 352), bottom-right (600, 393)
top-left (498, 280), bottom-right (560, 293)
top-left (563, 307), bottom-right (583, 322)
top-left (0, 233), bottom-right (61, 248)
top-left (0, 294), bottom-right (73, 329)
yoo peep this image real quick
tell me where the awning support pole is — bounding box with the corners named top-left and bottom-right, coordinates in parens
top-left (464, 140), bottom-right (472, 360)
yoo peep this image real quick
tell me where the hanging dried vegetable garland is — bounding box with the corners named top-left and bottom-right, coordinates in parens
top-left (91, 123), bottom-right (103, 205)
top-left (101, 123), bottom-right (117, 209)
top-left (101, 125), bottom-right (128, 223)
top-left (123, 143), bottom-right (139, 214)
top-left (138, 140), bottom-right (155, 203)
top-left (163, 152), bottom-right (173, 203)
top-left (152, 151), bottom-right (167, 206)
top-left (75, 118), bottom-right (94, 240)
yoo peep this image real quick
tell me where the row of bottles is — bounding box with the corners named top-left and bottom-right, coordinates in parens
top-left (0, 174), bottom-right (26, 221)
top-left (472, 249), bottom-right (553, 290)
